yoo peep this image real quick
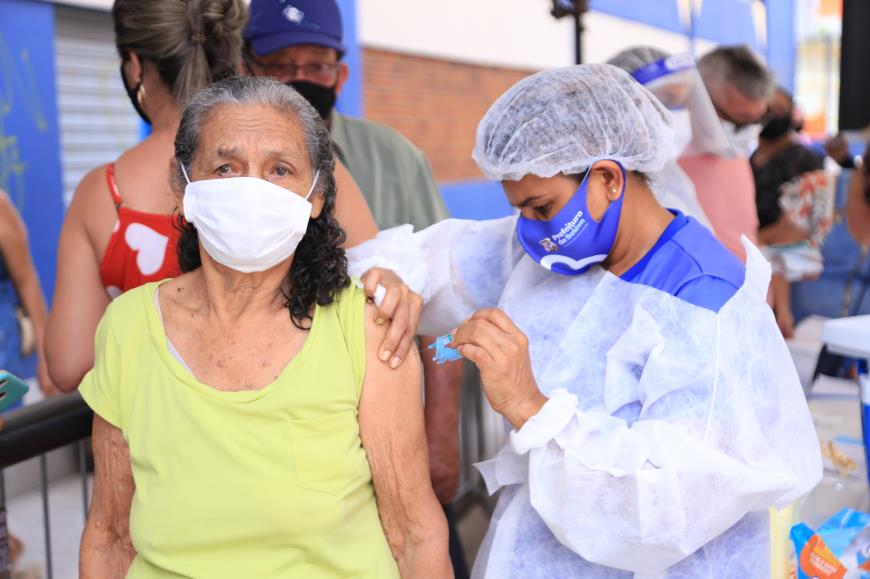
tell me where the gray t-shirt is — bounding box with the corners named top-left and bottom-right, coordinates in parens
top-left (330, 112), bottom-right (449, 231)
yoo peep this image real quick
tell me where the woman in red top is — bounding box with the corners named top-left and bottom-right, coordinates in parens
top-left (46, 0), bottom-right (380, 392)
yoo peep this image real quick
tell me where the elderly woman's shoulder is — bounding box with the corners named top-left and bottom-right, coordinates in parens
top-left (331, 278), bottom-right (382, 336)
top-left (100, 282), bottom-right (162, 330)
top-left (332, 277), bottom-right (367, 315)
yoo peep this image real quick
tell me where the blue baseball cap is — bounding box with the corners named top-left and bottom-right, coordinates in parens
top-left (244, 0), bottom-right (345, 57)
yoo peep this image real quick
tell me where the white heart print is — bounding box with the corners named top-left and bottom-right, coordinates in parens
top-left (124, 223), bottom-right (168, 276)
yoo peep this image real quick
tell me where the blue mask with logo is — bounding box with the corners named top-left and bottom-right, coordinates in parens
top-left (516, 163), bottom-right (625, 275)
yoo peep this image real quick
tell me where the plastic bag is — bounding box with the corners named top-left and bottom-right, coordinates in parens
top-left (791, 509), bottom-right (870, 579)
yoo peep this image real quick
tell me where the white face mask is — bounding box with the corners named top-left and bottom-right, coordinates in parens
top-left (670, 109), bottom-right (693, 159)
top-left (181, 164), bottom-right (319, 273)
top-left (720, 120), bottom-right (761, 157)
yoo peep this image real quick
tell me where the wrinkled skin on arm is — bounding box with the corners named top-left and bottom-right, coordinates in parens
top-left (358, 301), bottom-right (453, 579)
top-left (80, 415), bottom-right (136, 578)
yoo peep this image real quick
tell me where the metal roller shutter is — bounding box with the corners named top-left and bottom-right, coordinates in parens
top-left (54, 5), bottom-right (139, 206)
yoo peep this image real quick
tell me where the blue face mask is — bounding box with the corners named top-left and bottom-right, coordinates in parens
top-left (516, 163), bottom-right (625, 275)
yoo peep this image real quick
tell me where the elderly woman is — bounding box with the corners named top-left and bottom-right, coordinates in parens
top-left (350, 65), bottom-right (821, 578)
top-left (78, 77), bottom-right (451, 579)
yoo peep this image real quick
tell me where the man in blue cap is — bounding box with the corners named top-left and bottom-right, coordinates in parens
top-left (243, 0), bottom-right (450, 232)
top-left (244, 2), bottom-right (468, 577)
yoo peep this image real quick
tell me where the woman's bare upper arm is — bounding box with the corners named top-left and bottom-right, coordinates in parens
top-left (359, 302), bottom-right (449, 568)
top-left (90, 414), bottom-right (134, 538)
top-left (333, 160), bottom-right (378, 248)
top-left (358, 300), bottom-right (432, 498)
top-left (45, 166), bottom-right (114, 391)
top-left (359, 300), bottom-right (426, 459)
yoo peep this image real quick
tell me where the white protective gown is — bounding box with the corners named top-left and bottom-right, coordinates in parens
top-left (348, 216), bottom-right (822, 579)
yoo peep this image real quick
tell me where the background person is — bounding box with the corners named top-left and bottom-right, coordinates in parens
top-left (244, 2), bottom-right (467, 573)
top-left (751, 87), bottom-right (832, 337)
top-left (608, 45), bottom-right (726, 229)
top-left (0, 187), bottom-right (56, 579)
top-left (45, 0), bottom-right (384, 394)
top-left (776, 135), bottom-right (870, 329)
top-left (243, 0), bottom-right (450, 232)
top-left (753, 87), bottom-right (829, 248)
top-left (79, 77), bottom-right (451, 579)
top-left (0, 189), bottom-right (55, 401)
top-left (679, 45), bottom-right (774, 262)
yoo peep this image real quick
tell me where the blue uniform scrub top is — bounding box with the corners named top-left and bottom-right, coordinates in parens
top-left (621, 212), bottom-right (746, 312)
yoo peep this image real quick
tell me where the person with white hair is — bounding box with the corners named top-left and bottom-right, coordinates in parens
top-left (350, 64), bottom-right (821, 578)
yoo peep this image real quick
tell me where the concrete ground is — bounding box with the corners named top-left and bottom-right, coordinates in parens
top-left (8, 471), bottom-right (89, 579)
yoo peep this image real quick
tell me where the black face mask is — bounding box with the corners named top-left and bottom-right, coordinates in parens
top-left (759, 113), bottom-right (793, 140)
top-left (120, 62), bottom-right (151, 125)
top-left (287, 80), bottom-right (338, 120)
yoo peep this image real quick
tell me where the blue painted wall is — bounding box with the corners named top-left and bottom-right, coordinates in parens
top-left (335, 0), bottom-right (363, 117)
top-left (0, 0), bottom-right (64, 305)
top-left (440, 180), bottom-right (513, 221)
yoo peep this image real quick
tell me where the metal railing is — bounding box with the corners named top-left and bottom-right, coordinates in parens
top-left (0, 394), bottom-right (93, 579)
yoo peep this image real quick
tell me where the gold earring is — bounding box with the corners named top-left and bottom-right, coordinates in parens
top-left (136, 82), bottom-right (146, 108)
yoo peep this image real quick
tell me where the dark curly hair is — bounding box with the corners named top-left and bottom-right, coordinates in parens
top-left (172, 76), bottom-right (350, 329)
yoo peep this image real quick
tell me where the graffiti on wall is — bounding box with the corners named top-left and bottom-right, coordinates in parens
top-left (0, 30), bottom-right (48, 210)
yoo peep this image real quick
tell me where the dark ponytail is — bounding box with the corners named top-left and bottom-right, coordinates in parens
top-left (113, 0), bottom-right (247, 105)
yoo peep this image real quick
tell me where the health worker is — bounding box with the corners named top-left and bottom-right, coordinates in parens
top-left (348, 64), bottom-right (822, 579)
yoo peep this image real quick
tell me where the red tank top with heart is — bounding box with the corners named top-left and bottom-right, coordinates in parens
top-left (98, 163), bottom-right (182, 298)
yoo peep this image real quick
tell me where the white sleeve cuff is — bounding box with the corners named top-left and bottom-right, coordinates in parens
top-left (510, 388), bottom-right (579, 455)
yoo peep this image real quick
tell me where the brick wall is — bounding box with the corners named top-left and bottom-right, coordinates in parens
top-left (362, 48), bottom-right (535, 183)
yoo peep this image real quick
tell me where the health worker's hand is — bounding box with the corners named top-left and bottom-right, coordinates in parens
top-left (361, 268), bottom-right (423, 369)
top-left (451, 309), bottom-right (547, 430)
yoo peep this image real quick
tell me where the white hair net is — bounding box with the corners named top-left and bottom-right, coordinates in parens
top-left (472, 63), bottom-right (676, 182)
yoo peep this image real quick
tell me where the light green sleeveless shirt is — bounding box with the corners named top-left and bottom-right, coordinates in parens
top-left (79, 280), bottom-right (399, 578)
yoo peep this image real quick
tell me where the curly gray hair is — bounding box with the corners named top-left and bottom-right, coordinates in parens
top-left (172, 75), bottom-right (335, 197)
